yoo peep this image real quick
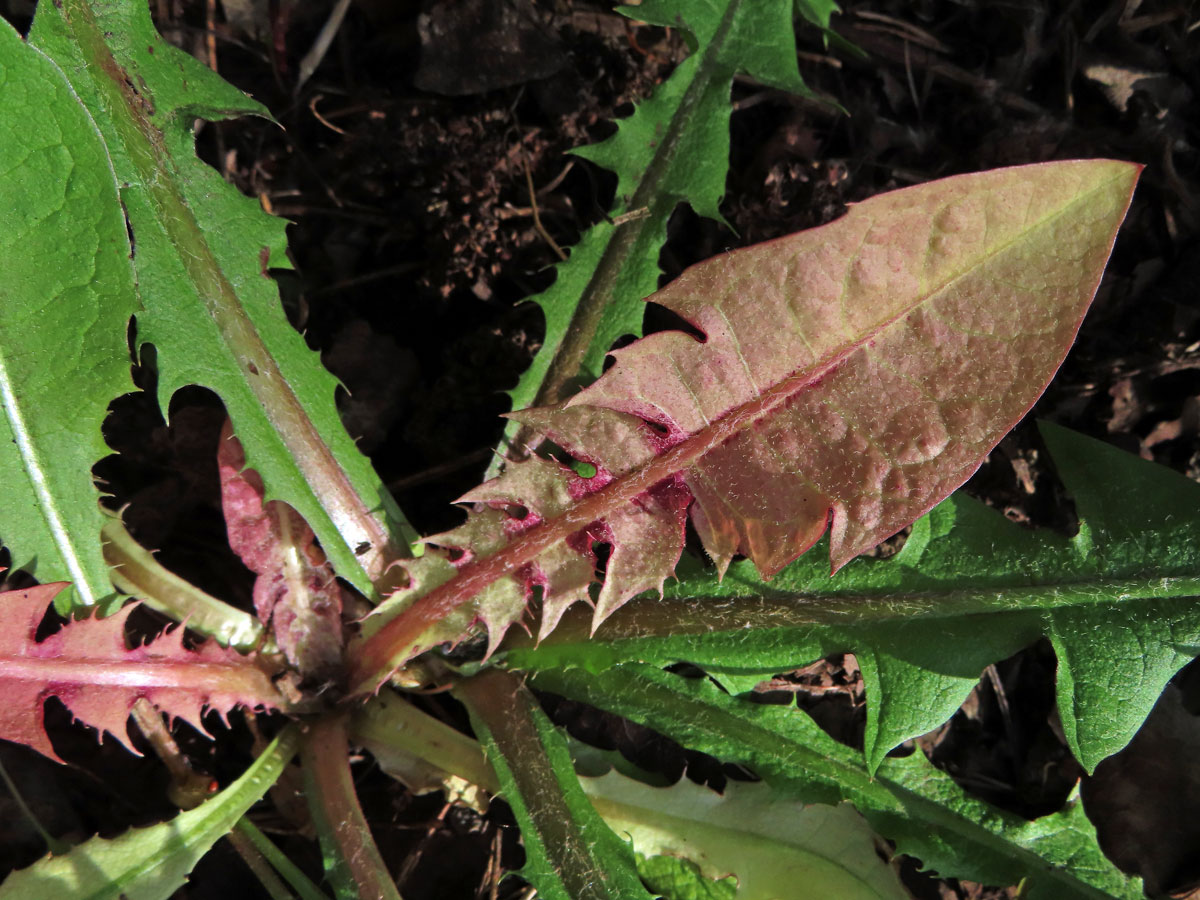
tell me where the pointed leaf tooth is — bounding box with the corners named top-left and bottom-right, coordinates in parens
top-left (510, 405), bottom-right (662, 475)
top-left (479, 592), bottom-right (530, 660)
top-left (360, 552), bottom-right (530, 661)
top-left (532, 542), bottom-right (597, 642)
top-left (592, 480), bottom-right (690, 630)
top-left (435, 456), bottom-right (607, 643)
top-left (360, 554), bottom-right (459, 642)
top-left (686, 492), bottom-right (741, 577)
top-left (460, 455), bottom-right (577, 516)
top-left (428, 578), bottom-right (528, 661)
top-left (48, 598), bottom-right (139, 659)
top-left (0, 584), bottom-right (74, 762)
top-left (427, 507), bottom-right (516, 561)
top-left (539, 594), bottom-right (592, 645)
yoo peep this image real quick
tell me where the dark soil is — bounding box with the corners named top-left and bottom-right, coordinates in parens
top-left (4, 0), bottom-right (1200, 897)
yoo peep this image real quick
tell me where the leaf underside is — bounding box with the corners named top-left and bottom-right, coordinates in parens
top-left (365, 160), bottom-right (1139, 668)
top-left (0, 585), bottom-right (285, 765)
top-left (534, 664), bottom-right (1140, 900)
top-left (218, 419), bottom-right (344, 680)
top-left (584, 770), bottom-right (909, 900)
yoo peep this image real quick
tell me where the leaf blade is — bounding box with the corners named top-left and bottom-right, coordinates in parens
top-left (495, 0), bottom-right (823, 471)
top-left (533, 664), bottom-right (1140, 900)
top-left (504, 425), bottom-right (1200, 771)
top-left (351, 161), bottom-right (1140, 692)
top-left (456, 670), bottom-right (655, 900)
top-left (573, 160), bottom-right (1141, 574)
top-left (585, 771), bottom-right (908, 900)
top-left (0, 17), bottom-right (136, 608)
top-left (0, 725), bottom-right (300, 900)
top-left (0, 586), bottom-right (287, 764)
top-left (28, 0), bottom-right (416, 598)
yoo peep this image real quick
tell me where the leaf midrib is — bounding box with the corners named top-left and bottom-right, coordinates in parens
top-left (544, 666), bottom-right (1122, 900)
top-left (0, 349), bottom-right (95, 603)
top-left (347, 167), bottom-right (1129, 693)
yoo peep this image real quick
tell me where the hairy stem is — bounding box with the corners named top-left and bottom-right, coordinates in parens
top-left (103, 519), bottom-right (265, 650)
top-left (300, 714), bottom-right (403, 900)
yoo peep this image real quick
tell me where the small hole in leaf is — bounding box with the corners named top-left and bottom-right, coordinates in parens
top-left (592, 541), bottom-right (612, 575)
top-left (504, 504), bottom-right (529, 520)
top-left (572, 460), bottom-right (597, 478)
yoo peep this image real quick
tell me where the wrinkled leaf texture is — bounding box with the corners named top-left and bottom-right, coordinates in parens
top-left (218, 419), bottom-right (344, 680)
top-left (0, 584), bottom-right (286, 765)
top-left (534, 664), bottom-right (1139, 900)
top-left (359, 160), bottom-right (1139, 681)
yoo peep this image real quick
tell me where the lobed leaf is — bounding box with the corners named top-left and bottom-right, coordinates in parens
top-left (26, 0), bottom-right (417, 599)
top-left (0, 584), bottom-right (287, 765)
top-left (564, 160), bottom-right (1137, 577)
top-left (0, 18), bottom-right (136, 609)
top-left (352, 160), bottom-right (1139, 692)
top-left (504, 423), bottom-right (1200, 772)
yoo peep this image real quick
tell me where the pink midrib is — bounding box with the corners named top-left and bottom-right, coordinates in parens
top-left (347, 347), bottom-right (854, 696)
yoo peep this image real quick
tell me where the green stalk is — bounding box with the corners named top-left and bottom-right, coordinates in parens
top-left (456, 670), bottom-right (653, 900)
top-left (224, 826), bottom-right (299, 900)
top-left (102, 519), bottom-right (266, 650)
top-left (232, 819), bottom-right (332, 900)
